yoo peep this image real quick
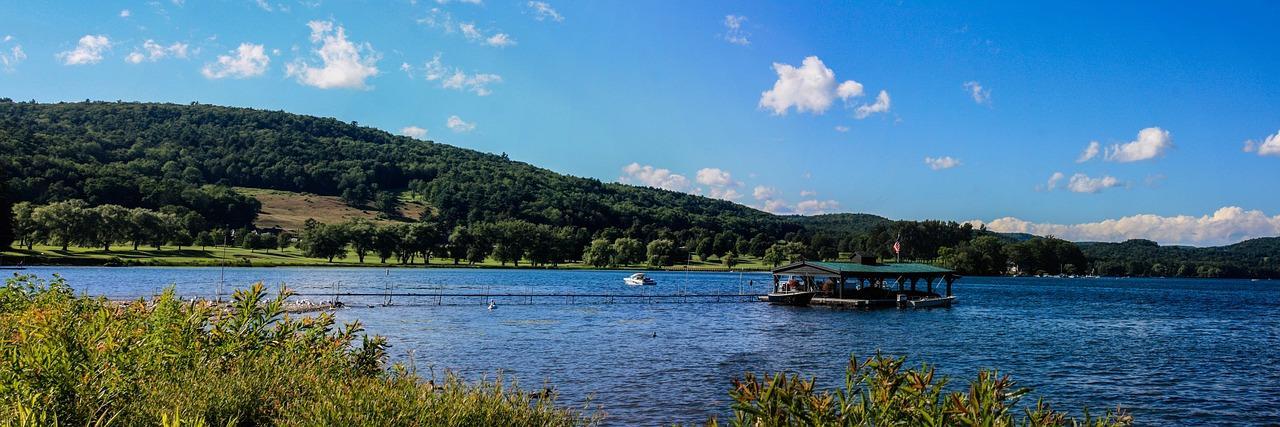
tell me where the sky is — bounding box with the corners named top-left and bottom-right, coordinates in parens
top-left (1, 0), bottom-right (1279, 246)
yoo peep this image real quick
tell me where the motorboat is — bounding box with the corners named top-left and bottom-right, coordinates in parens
top-left (623, 272), bottom-right (656, 286)
top-left (765, 290), bottom-right (817, 306)
top-left (898, 294), bottom-right (955, 308)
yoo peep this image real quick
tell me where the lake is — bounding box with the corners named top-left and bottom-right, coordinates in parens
top-left (14, 266), bottom-right (1280, 425)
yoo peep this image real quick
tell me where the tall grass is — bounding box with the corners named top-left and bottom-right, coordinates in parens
top-left (0, 274), bottom-right (596, 426)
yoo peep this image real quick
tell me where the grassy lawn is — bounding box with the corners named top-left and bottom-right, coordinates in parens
top-left (1, 244), bottom-right (777, 271)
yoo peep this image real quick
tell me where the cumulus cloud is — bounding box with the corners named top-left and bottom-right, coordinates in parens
top-left (446, 115), bottom-right (475, 133)
top-left (527, 1), bottom-right (563, 22)
top-left (799, 190), bottom-right (817, 197)
top-left (854, 90), bottom-right (891, 119)
top-left (794, 199), bottom-right (840, 215)
top-left (0, 39), bottom-right (25, 72)
top-left (708, 187), bottom-right (743, 201)
top-left (722, 15), bottom-right (749, 45)
top-left (286, 20), bottom-right (380, 89)
top-left (202, 43), bottom-right (269, 79)
top-left (753, 185), bottom-right (777, 201)
top-left (619, 163), bottom-right (690, 191)
top-left (119, 9), bottom-right (131, 17)
top-left (963, 81), bottom-right (990, 105)
top-left (759, 56), bottom-right (864, 115)
top-left (57, 34), bottom-right (110, 65)
top-left (1243, 130), bottom-right (1280, 157)
top-left (1065, 173), bottom-right (1122, 193)
top-left (924, 156), bottom-right (961, 170)
top-left (125, 40), bottom-right (188, 64)
top-left (974, 206), bottom-right (1280, 246)
top-left (1104, 127), bottom-right (1173, 162)
top-left (695, 168), bottom-right (733, 187)
top-left (834, 125), bottom-right (850, 132)
top-left (421, 53), bottom-right (502, 96)
top-left (400, 126), bottom-right (428, 139)
top-left (1077, 141), bottom-right (1100, 163)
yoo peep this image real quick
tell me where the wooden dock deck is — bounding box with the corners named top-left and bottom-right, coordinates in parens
top-left (756, 296), bottom-right (899, 308)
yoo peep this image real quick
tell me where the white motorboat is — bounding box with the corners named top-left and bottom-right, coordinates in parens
top-left (623, 272), bottom-right (657, 286)
top-left (905, 296), bottom-right (955, 308)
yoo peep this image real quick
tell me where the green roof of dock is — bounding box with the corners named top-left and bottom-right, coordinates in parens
top-left (772, 260), bottom-right (954, 277)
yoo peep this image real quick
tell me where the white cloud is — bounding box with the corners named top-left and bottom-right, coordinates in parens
top-left (759, 56), bottom-right (864, 115)
top-left (722, 15), bottom-right (749, 46)
top-left (708, 187), bottom-right (743, 201)
top-left (1045, 172), bottom-right (1065, 191)
top-left (1077, 141), bottom-right (1100, 163)
top-left (799, 190), bottom-right (817, 197)
top-left (527, 1), bottom-right (563, 22)
top-left (0, 41), bottom-right (25, 72)
top-left (924, 156), bottom-right (961, 170)
top-left (286, 20), bottom-right (380, 89)
top-left (1243, 130), bottom-right (1280, 157)
top-left (974, 206), bottom-right (1280, 246)
top-left (458, 22), bottom-right (516, 47)
top-left (963, 81), bottom-right (990, 105)
top-left (619, 163), bottom-right (690, 191)
top-left (1065, 173), bottom-right (1122, 193)
top-left (254, 0), bottom-right (277, 12)
top-left (485, 33), bottom-right (516, 47)
top-left (753, 185), bottom-right (777, 201)
top-left (422, 54), bottom-right (502, 96)
top-left (794, 199), bottom-right (840, 215)
top-left (400, 126), bottom-right (428, 139)
top-left (125, 40), bottom-right (188, 64)
top-left (695, 168), bottom-right (733, 187)
top-left (834, 125), bottom-right (849, 132)
top-left (418, 8), bottom-right (456, 33)
top-left (763, 199), bottom-right (789, 213)
top-left (57, 34), bottom-right (110, 65)
top-left (854, 90), bottom-right (891, 119)
top-left (446, 115), bottom-right (475, 133)
top-left (1104, 127), bottom-right (1173, 162)
top-left (202, 43), bottom-right (269, 79)
top-left (837, 80), bottom-right (864, 100)
top-left (119, 9), bottom-right (131, 17)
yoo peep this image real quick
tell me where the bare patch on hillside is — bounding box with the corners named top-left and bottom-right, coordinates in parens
top-left (237, 188), bottom-right (428, 231)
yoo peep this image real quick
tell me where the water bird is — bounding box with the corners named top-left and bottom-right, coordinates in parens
top-left (487, 300), bottom-right (497, 310)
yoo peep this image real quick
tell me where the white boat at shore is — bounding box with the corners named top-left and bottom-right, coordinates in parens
top-left (623, 272), bottom-right (656, 286)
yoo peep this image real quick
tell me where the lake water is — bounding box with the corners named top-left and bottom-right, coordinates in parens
top-left (12, 266), bottom-right (1280, 426)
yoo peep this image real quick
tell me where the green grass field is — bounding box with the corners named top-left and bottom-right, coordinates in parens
top-left (1, 244), bottom-right (777, 271)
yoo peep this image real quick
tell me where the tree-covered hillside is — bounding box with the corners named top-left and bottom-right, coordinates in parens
top-left (1079, 238), bottom-right (1280, 278)
top-left (0, 100), bottom-right (798, 240)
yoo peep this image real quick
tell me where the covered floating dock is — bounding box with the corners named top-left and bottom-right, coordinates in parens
top-left (766, 254), bottom-right (958, 308)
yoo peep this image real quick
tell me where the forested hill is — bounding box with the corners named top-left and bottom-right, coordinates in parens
top-left (0, 100), bottom-right (849, 240)
top-left (1079, 237), bottom-right (1280, 278)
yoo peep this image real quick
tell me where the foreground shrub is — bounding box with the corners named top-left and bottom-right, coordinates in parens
top-left (0, 274), bottom-right (595, 426)
top-left (714, 353), bottom-right (1132, 427)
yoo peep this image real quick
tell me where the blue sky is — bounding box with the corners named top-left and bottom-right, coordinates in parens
top-left (2, 1), bottom-right (1278, 245)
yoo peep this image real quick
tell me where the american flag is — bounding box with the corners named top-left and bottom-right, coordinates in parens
top-left (892, 240), bottom-right (901, 255)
